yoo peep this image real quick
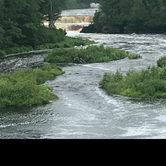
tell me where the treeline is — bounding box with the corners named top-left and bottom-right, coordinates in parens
top-left (63, 0), bottom-right (99, 9)
top-left (82, 0), bottom-right (166, 34)
top-left (0, 0), bottom-right (67, 55)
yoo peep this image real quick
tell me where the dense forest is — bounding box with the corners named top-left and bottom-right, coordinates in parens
top-left (0, 0), bottom-right (100, 56)
top-left (0, 0), bottom-right (67, 55)
top-left (81, 0), bottom-right (166, 34)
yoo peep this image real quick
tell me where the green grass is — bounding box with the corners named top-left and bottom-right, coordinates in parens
top-left (99, 60), bottom-right (166, 98)
top-left (44, 45), bottom-right (137, 64)
top-left (128, 53), bottom-right (140, 59)
top-left (0, 64), bottom-right (64, 107)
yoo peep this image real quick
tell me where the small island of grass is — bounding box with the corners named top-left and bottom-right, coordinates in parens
top-left (99, 56), bottom-right (166, 98)
top-left (44, 45), bottom-right (139, 64)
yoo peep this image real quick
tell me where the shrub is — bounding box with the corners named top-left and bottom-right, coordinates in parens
top-left (128, 53), bottom-right (140, 59)
top-left (3, 33), bottom-right (95, 55)
top-left (53, 36), bottom-right (95, 48)
top-left (157, 56), bottom-right (166, 68)
top-left (4, 46), bottom-right (33, 55)
top-left (0, 64), bottom-right (64, 107)
top-left (99, 64), bottom-right (166, 98)
top-left (0, 50), bottom-right (6, 57)
top-left (44, 45), bottom-right (134, 64)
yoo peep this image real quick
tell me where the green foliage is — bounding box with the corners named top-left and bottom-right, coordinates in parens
top-left (0, 64), bottom-right (64, 107)
top-left (157, 56), bottom-right (166, 68)
top-left (4, 46), bottom-right (33, 55)
top-left (128, 53), bottom-right (140, 59)
top-left (0, 50), bottom-right (6, 57)
top-left (0, 0), bottom-right (67, 51)
top-left (0, 36), bottom-right (95, 56)
top-left (99, 60), bottom-right (166, 98)
top-left (37, 36), bottom-right (95, 50)
top-left (44, 45), bottom-right (135, 64)
top-left (99, 70), bottom-right (123, 94)
top-left (34, 63), bottom-right (65, 85)
top-left (0, 0), bottom-right (97, 54)
top-left (91, 0), bottom-right (166, 34)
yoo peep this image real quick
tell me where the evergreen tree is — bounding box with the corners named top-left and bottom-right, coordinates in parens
top-left (16, 0), bottom-right (43, 47)
top-left (91, 0), bottom-right (166, 34)
top-left (0, 0), bottom-right (4, 48)
top-left (0, 0), bottom-right (66, 52)
top-left (1, 0), bottom-right (26, 48)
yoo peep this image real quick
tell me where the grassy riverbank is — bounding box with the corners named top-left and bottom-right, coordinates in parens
top-left (44, 45), bottom-right (139, 63)
top-left (99, 56), bottom-right (166, 98)
top-left (0, 64), bottom-right (64, 108)
top-left (0, 36), bottom-right (95, 56)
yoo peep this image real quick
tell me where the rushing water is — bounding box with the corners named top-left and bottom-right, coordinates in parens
top-left (1, 8), bottom-right (166, 139)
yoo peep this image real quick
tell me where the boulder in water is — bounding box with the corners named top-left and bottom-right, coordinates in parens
top-left (80, 24), bottom-right (96, 33)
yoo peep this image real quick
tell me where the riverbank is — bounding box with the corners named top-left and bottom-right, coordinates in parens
top-left (0, 36), bottom-right (95, 74)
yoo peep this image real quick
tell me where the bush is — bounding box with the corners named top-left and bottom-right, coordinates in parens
top-left (128, 53), bottom-right (140, 59)
top-left (44, 45), bottom-right (135, 64)
top-left (4, 46), bottom-right (33, 55)
top-left (2, 35), bottom-right (95, 55)
top-left (0, 64), bottom-right (64, 107)
top-left (36, 26), bottom-right (66, 46)
top-left (157, 56), bottom-right (166, 68)
top-left (0, 50), bottom-right (6, 57)
top-left (99, 64), bottom-right (166, 98)
top-left (53, 36), bottom-right (95, 49)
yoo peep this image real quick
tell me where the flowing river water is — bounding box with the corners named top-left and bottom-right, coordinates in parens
top-left (1, 7), bottom-right (166, 139)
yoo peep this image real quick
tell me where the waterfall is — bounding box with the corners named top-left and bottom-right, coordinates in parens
top-left (43, 16), bottom-right (93, 32)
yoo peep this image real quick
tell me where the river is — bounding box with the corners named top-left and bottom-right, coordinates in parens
top-left (1, 7), bottom-right (166, 139)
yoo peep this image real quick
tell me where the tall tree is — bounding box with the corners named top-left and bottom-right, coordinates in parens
top-left (0, 0), bottom-right (4, 48)
top-left (16, 0), bottom-right (43, 47)
top-left (0, 0), bottom-right (66, 50)
top-left (1, 0), bottom-right (26, 48)
top-left (92, 0), bottom-right (166, 33)
top-left (40, 0), bottom-right (67, 28)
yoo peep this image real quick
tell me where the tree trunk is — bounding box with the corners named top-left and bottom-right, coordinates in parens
top-left (49, 0), bottom-right (55, 29)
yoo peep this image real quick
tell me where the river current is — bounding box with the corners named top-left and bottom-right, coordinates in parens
top-left (1, 7), bottom-right (166, 139)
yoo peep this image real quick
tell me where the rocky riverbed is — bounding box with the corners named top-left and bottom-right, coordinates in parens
top-left (0, 50), bottom-right (51, 74)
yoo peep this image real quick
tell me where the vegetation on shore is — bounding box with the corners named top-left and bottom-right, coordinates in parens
top-left (0, 36), bottom-right (95, 56)
top-left (0, 0), bottom-right (68, 56)
top-left (44, 45), bottom-right (139, 63)
top-left (0, 64), bottom-right (64, 107)
top-left (83, 0), bottom-right (166, 34)
top-left (99, 56), bottom-right (166, 98)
